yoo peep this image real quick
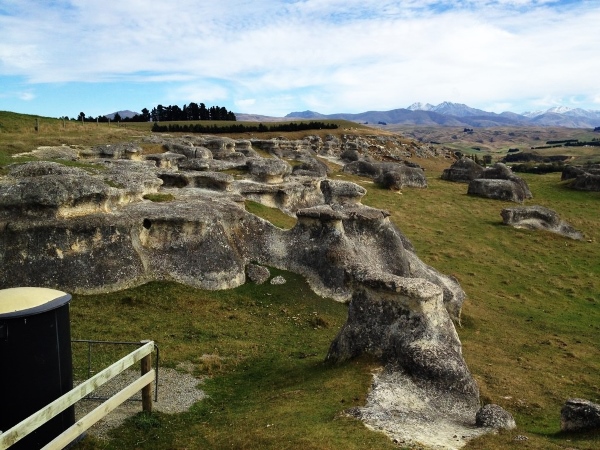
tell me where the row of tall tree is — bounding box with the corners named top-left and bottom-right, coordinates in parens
top-left (72, 103), bottom-right (236, 123)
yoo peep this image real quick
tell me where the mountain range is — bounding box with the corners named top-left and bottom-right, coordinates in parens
top-left (282, 102), bottom-right (600, 128)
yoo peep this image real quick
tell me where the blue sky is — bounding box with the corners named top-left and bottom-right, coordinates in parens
top-left (1, 0), bottom-right (599, 118)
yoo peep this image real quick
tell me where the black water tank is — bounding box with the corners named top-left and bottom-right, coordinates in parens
top-left (0, 287), bottom-right (75, 450)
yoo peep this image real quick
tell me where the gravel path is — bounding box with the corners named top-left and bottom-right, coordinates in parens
top-left (74, 363), bottom-right (206, 440)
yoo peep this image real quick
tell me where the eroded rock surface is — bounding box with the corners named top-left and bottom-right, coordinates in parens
top-left (562, 164), bottom-right (600, 191)
top-left (561, 398), bottom-right (600, 432)
top-left (501, 205), bottom-right (584, 240)
top-left (441, 157), bottom-right (484, 183)
top-left (475, 404), bottom-right (516, 430)
top-left (1, 134), bottom-right (481, 449)
top-left (467, 163), bottom-right (532, 203)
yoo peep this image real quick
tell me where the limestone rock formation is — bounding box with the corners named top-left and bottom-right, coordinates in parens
top-left (475, 404), bottom-right (516, 430)
top-left (0, 134), bottom-right (479, 448)
top-left (501, 205), bottom-right (584, 240)
top-left (246, 264), bottom-right (271, 284)
top-left (480, 163), bottom-right (532, 199)
top-left (562, 164), bottom-right (600, 191)
top-left (441, 157), bottom-right (484, 183)
top-left (468, 179), bottom-right (527, 203)
top-left (344, 160), bottom-right (427, 190)
top-left (560, 398), bottom-right (600, 432)
top-left (467, 163), bottom-right (532, 203)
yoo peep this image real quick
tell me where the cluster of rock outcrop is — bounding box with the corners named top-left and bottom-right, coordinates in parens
top-left (0, 134), bottom-right (490, 448)
top-left (442, 158), bottom-right (532, 203)
top-left (561, 164), bottom-right (600, 191)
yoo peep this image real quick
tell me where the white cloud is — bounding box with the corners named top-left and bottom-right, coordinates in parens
top-left (0, 0), bottom-right (599, 114)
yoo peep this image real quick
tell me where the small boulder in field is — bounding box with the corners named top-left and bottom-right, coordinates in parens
top-left (475, 404), bottom-right (516, 430)
top-left (246, 264), bottom-right (270, 284)
top-left (501, 205), bottom-right (584, 240)
top-left (441, 157), bottom-right (484, 183)
top-left (467, 179), bottom-right (526, 203)
top-left (561, 398), bottom-right (600, 432)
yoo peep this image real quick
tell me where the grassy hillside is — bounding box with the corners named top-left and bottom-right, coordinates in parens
top-left (1, 111), bottom-right (598, 448)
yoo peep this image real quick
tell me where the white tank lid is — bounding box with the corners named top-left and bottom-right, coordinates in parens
top-left (0, 287), bottom-right (71, 318)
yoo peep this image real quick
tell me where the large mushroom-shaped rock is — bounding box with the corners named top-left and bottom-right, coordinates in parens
top-left (325, 267), bottom-right (481, 448)
top-left (467, 179), bottom-right (527, 203)
top-left (246, 158), bottom-right (292, 184)
top-left (560, 398), bottom-right (600, 432)
top-left (441, 157), bottom-right (484, 182)
top-left (475, 404), bottom-right (516, 430)
top-left (327, 267), bottom-right (479, 403)
top-left (501, 205), bottom-right (584, 240)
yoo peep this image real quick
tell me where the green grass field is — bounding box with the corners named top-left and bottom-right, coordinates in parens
top-left (2, 111), bottom-right (599, 449)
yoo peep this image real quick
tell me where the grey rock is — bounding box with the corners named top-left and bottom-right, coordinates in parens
top-left (246, 158), bottom-right (292, 184)
top-left (501, 205), bottom-right (584, 240)
top-left (441, 157), bottom-right (484, 182)
top-left (145, 152), bottom-right (187, 169)
top-left (481, 163), bottom-right (532, 199)
top-left (320, 179), bottom-right (366, 205)
top-left (467, 179), bottom-right (526, 203)
top-left (560, 398), bottom-right (600, 432)
top-left (375, 165), bottom-right (427, 190)
top-left (270, 275), bottom-right (286, 285)
top-left (327, 267), bottom-right (479, 405)
top-left (475, 404), bottom-right (516, 429)
top-left (246, 264), bottom-right (270, 284)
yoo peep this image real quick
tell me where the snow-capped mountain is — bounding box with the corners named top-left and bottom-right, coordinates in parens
top-left (283, 102), bottom-right (600, 128)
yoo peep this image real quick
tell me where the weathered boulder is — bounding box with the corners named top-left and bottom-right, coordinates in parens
top-left (568, 172), bottom-right (600, 192)
top-left (145, 152), bottom-right (187, 169)
top-left (237, 178), bottom-right (323, 213)
top-left (375, 165), bottom-right (427, 190)
top-left (560, 398), bottom-right (600, 432)
top-left (203, 137), bottom-right (236, 158)
top-left (0, 162), bottom-right (117, 218)
top-left (327, 267), bottom-right (479, 403)
top-left (291, 157), bottom-right (329, 178)
top-left (246, 158), bottom-right (292, 184)
top-left (342, 159), bottom-right (381, 178)
top-left (320, 179), bottom-right (366, 205)
top-left (167, 143), bottom-right (212, 160)
top-left (501, 205), bottom-right (584, 240)
top-left (441, 157), bottom-right (484, 182)
top-left (246, 263), bottom-right (270, 284)
top-left (91, 142), bottom-right (143, 160)
top-left (480, 163), bottom-right (532, 199)
top-left (475, 404), bottom-right (516, 430)
top-left (467, 179), bottom-right (527, 203)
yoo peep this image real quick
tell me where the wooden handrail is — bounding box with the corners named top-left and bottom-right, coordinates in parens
top-left (0, 340), bottom-right (155, 450)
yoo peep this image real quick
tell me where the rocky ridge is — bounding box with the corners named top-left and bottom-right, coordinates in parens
top-left (1, 134), bottom-right (491, 448)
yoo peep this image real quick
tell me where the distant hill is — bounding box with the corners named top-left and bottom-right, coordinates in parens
top-left (104, 110), bottom-right (140, 120)
top-left (284, 102), bottom-right (600, 128)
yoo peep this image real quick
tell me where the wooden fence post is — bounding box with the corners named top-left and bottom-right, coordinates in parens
top-left (140, 340), bottom-right (153, 412)
top-left (35, 118), bottom-right (39, 132)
